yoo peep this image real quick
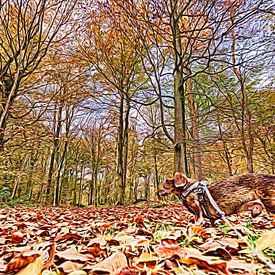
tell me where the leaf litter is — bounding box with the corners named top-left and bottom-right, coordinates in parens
top-left (0, 201), bottom-right (274, 274)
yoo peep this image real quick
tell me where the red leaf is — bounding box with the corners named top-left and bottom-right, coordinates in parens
top-left (12, 231), bottom-right (24, 243)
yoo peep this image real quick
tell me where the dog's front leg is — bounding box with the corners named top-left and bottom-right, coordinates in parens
top-left (186, 195), bottom-right (204, 225)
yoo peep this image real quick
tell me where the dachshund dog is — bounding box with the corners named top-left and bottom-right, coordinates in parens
top-left (158, 172), bottom-right (275, 223)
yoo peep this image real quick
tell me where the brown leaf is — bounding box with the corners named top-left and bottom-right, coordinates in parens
top-left (43, 242), bottom-right (56, 269)
top-left (91, 251), bottom-right (127, 273)
top-left (200, 241), bottom-right (232, 260)
top-left (55, 233), bottom-right (82, 242)
top-left (6, 252), bottom-right (40, 272)
top-left (180, 248), bottom-right (229, 275)
top-left (12, 230), bottom-right (24, 243)
top-left (86, 243), bottom-right (104, 257)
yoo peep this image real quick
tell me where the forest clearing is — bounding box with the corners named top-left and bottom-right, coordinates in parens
top-left (0, 0), bottom-right (274, 274)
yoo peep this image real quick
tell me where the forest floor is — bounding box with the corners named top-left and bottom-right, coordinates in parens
top-left (0, 201), bottom-right (274, 275)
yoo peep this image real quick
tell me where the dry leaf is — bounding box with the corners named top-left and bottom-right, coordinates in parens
top-left (6, 252), bottom-right (40, 272)
top-left (154, 239), bottom-right (186, 258)
top-left (256, 230), bottom-right (275, 250)
top-left (16, 256), bottom-right (44, 275)
top-left (58, 260), bottom-right (84, 273)
top-left (57, 247), bottom-right (89, 262)
top-left (91, 251), bottom-right (127, 273)
top-left (137, 252), bottom-right (160, 263)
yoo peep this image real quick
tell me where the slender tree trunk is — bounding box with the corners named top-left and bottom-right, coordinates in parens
top-left (153, 148), bottom-right (160, 192)
top-left (11, 177), bottom-right (20, 199)
top-left (78, 165), bottom-right (84, 206)
top-left (186, 78), bottom-right (202, 180)
top-left (230, 12), bottom-right (254, 173)
top-left (0, 70), bottom-right (20, 149)
top-left (46, 105), bottom-right (62, 204)
top-left (144, 176), bottom-right (149, 199)
top-left (54, 141), bottom-right (68, 207)
top-left (217, 113), bottom-right (233, 176)
top-left (54, 107), bottom-right (73, 206)
top-left (117, 94), bottom-right (130, 204)
top-left (73, 166), bottom-right (78, 206)
top-left (27, 151), bottom-right (38, 200)
top-left (171, 0), bottom-right (189, 175)
top-left (117, 94), bottom-right (124, 204)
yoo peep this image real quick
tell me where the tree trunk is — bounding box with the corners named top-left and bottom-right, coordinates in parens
top-left (117, 94), bottom-right (130, 205)
top-left (27, 151), bottom-right (38, 200)
top-left (11, 177), bottom-right (20, 200)
top-left (153, 148), bottom-right (160, 193)
top-left (0, 71), bottom-right (20, 149)
top-left (54, 107), bottom-right (73, 206)
top-left (217, 113), bottom-right (233, 176)
top-left (78, 165), bottom-right (84, 206)
top-left (46, 104), bottom-right (62, 204)
top-left (230, 12), bottom-right (254, 173)
top-left (144, 174), bottom-right (150, 199)
top-left (171, 0), bottom-right (189, 175)
top-left (186, 78), bottom-right (202, 180)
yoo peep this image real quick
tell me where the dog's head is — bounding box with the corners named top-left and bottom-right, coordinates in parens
top-left (157, 172), bottom-right (190, 197)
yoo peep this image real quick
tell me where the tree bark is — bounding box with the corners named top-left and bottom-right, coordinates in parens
top-left (46, 104), bottom-right (62, 204)
top-left (186, 78), bottom-right (202, 180)
top-left (230, 19), bottom-right (254, 173)
top-left (117, 94), bottom-right (130, 205)
top-left (170, 0), bottom-right (189, 175)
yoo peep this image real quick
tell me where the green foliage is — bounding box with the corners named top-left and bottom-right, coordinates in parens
top-left (0, 186), bottom-right (11, 202)
top-left (244, 222), bottom-right (260, 248)
top-left (218, 223), bottom-right (231, 234)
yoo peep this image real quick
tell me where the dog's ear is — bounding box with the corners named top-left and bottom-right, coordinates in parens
top-left (174, 172), bottom-right (188, 188)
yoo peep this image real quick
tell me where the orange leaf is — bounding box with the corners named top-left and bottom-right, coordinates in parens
top-left (6, 252), bottom-right (40, 272)
top-left (154, 239), bottom-right (186, 258)
top-left (87, 243), bottom-right (104, 257)
top-left (16, 256), bottom-right (44, 275)
top-left (180, 248), bottom-right (229, 275)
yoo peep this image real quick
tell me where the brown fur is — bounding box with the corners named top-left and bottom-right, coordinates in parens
top-left (158, 173), bottom-right (275, 221)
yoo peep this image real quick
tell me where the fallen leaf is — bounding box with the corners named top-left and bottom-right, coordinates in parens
top-left (16, 256), bottom-right (44, 275)
top-left (58, 260), bottom-right (84, 273)
top-left (227, 259), bottom-right (263, 273)
top-left (57, 247), bottom-right (89, 262)
top-left (91, 251), bottom-right (127, 273)
top-left (256, 230), bottom-right (275, 251)
top-left (6, 252), bottom-right (40, 272)
top-left (12, 230), bottom-right (24, 243)
top-left (43, 242), bottom-right (56, 269)
top-left (137, 252), bottom-right (160, 263)
top-left (154, 239), bottom-right (186, 258)
top-left (180, 248), bottom-right (229, 275)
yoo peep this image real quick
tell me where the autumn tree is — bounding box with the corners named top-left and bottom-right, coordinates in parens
top-left (78, 1), bottom-right (148, 204)
top-left (115, 0), bottom-right (273, 178)
top-left (0, 0), bottom-right (77, 149)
